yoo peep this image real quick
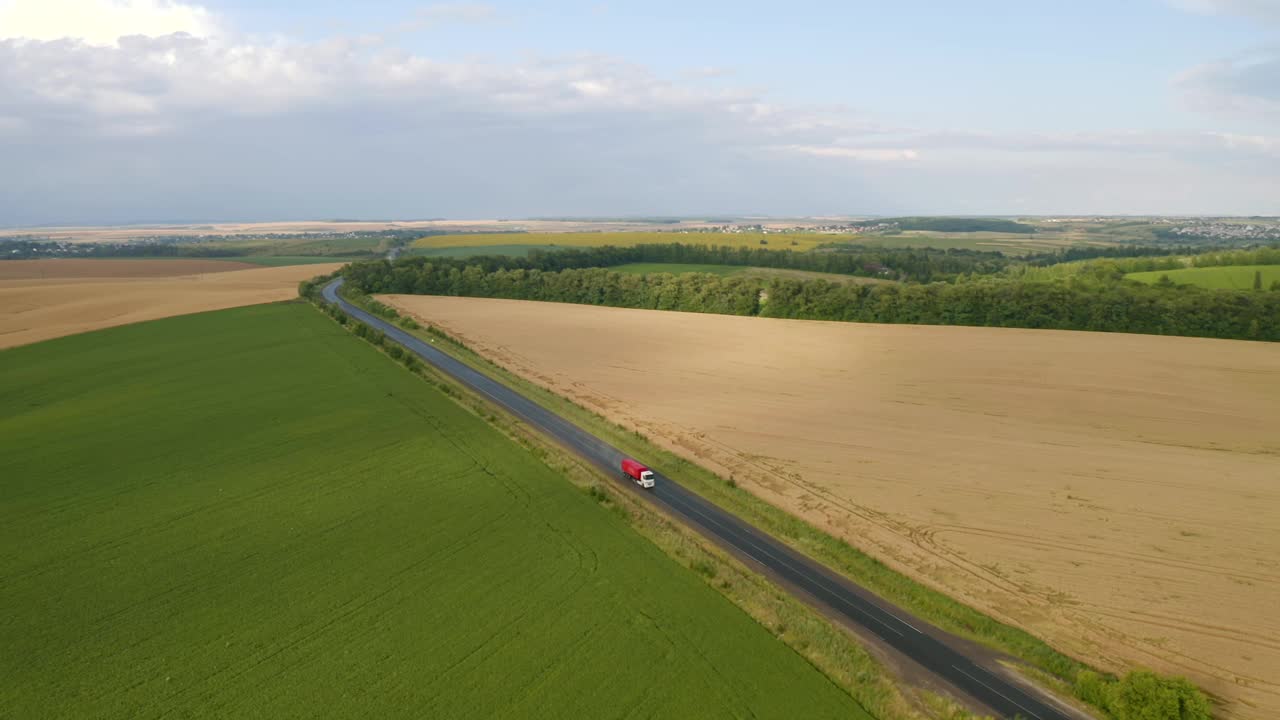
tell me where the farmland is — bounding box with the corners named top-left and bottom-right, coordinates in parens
top-left (413, 231), bottom-right (832, 252)
top-left (831, 232), bottom-right (1095, 254)
top-left (0, 258), bottom-right (259, 278)
top-left (1127, 264), bottom-right (1280, 289)
top-left (380, 294), bottom-right (1280, 720)
top-left (0, 259), bottom-right (344, 349)
top-left (611, 262), bottom-right (893, 284)
top-left (409, 244), bottom-right (568, 258)
top-left (0, 302), bottom-right (868, 720)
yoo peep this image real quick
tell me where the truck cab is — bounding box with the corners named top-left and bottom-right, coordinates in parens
top-left (621, 458), bottom-right (656, 489)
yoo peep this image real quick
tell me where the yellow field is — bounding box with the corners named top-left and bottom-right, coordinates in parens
top-left (413, 231), bottom-right (832, 252)
top-left (0, 258), bottom-right (256, 279)
top-left (380, 294), bottom-right (1280, 720)
top-left (0, 260), bottom-right (343, 349)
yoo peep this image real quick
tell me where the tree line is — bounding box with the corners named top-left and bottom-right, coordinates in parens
top-left (400, 243), bottom-right (1015, 282)
top-left (344, 259), bottom-right (1279, 342)
top-left (392, 241), bottom-right (1207, 284)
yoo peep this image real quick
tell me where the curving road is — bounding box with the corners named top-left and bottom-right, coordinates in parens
top-left (323, 278), bottom-right (1074, 720)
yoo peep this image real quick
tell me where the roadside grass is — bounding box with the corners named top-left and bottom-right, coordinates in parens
top-left (1127, 264), bottom-right (1280, 289)
top-left (326, 289), bottom-right (980, 720)
top-left (0, 302), bottom-right (872, 720)
top-left (412, 231), bottom-right (831, 252)
top-left (359, 290), bottom-right (1106, 705)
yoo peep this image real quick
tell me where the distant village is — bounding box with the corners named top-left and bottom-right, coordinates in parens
top-left (1164, 222), bottom-right (1280, 242)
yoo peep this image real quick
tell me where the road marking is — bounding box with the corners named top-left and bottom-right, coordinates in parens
top-left (951, 664), bottom-right (1043, 720)
top-left (659, 486), bottom-right (908, 639)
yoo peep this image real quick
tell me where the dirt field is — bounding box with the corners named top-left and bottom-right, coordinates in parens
top-left (381, 295), bottom-right (1280, 720)
top-left (0, 260), bottom-right (342, 349)
top-left (0, 258), bottom-right (257, 279)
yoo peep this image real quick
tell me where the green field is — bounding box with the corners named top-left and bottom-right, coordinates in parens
top-left (406, 244), bottom-right (570, 258)
top-left (413, 231), bottom-right (830, 252)
top-left (827, 233), bottom-right (1093, 255)
top-left (1127, 264), bottom-right (1280, 289)
top-left (230, 254), bottom-right (366, 266)
top-left (0, 302), bottom-right (866, 720)
top-left (611, 262), bottom-right (743, 276)
top-left (610, 262), bottom-right (891, 284)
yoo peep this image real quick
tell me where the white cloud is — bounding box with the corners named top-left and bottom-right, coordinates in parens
top-left (396, 2), bottom-right (499, 32)
top-left (1177, 48), bottom-right (1280, 119)
top-left (781, 145), bottom-right (920, 162)
top-left (0, 7), bottom-right (1277, 223)
top-left (0, 0), bottom-right (215, 45)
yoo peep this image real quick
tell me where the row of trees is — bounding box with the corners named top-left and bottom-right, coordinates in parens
top-left (344, 260), bottom-right (1280, 342)
top-left (400, 243), bottom-right (1019, 282)
top-left (1189, 246), bottom-right (1280, 267)
top-left (394, 241), bottom-right (1211, 284)
top-left (1007, 244), bottom-right (1280, 284)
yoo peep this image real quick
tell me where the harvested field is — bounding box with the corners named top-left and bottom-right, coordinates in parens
top-left (0, 258), bottom-right (257, 279)
top-left (413, 231), bottom-right (831, 252)
top-left (0, 260), bottom-right (342, 349)
top-left (382, 294), bottom-right (1280, 720)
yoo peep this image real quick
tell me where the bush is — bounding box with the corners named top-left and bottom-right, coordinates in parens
top-left (1075, 670), bottom-right (1211, 720)
top-left (1108, 671), bottom-right (1211, 720)
top-left (1075, 670), bottom-right (1111, 708)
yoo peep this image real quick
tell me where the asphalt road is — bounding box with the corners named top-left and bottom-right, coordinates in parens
top-left (323, 278), bottom-right (1073, 720)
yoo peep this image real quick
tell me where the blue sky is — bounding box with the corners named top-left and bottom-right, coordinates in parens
top-left (0, 0), bottom-right (1277, 223)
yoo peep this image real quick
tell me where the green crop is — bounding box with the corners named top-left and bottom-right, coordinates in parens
top-left (0, 302), bottom-right (867, 720)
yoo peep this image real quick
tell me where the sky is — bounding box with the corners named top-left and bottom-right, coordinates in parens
top-left (0, 0), bottom-right (1277, 224)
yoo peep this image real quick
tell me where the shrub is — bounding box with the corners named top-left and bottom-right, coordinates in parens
top-left (1108, 671), bottom-right (1211, 720)
top-left (1075, 670), bottom-right (1211, 720)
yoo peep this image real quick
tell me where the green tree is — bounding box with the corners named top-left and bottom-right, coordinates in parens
top-left (1254, 270), bottom-right (1263, 290)
top-left (1108, 671), bottom-right (1212, 720)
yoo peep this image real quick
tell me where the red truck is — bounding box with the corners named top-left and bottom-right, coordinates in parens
top-left (621, 459), bottom-right (656, 489)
